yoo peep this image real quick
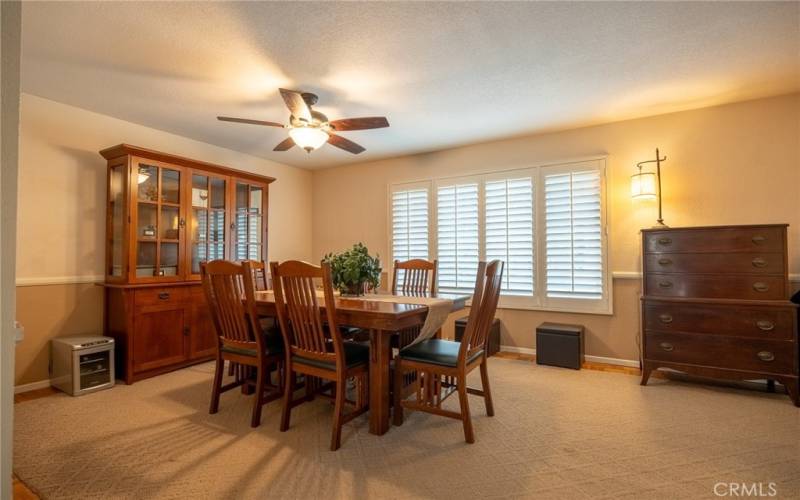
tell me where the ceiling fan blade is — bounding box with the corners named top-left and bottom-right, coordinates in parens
top-left (217, 116), bottom-right (284, 127)
top-left (329, 117), bottom-right (389, 131)
top-left (273, 137), bottom-right (295, 151)
top-left (278, 88), bottom-right (312, 122)
top-left (327, 133), bottom-right (365, 154)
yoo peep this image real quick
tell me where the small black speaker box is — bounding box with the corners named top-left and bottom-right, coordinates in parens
top-left (536, 322), bottom-right (584, 370)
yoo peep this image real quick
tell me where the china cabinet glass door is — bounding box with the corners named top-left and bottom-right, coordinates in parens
top-left (189, 172), bottom-right (228, 278)
top-left (233, 181), bottom-right (266, 261)
top-left (133, 161), bottom-right (183, 279)
top-left (106, 160), bottom-right (127, 280)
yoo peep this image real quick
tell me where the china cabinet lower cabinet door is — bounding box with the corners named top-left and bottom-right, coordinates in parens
top-left (189, 286), bottom-right (217, 359)
top-left (132, 304), bottom-right (189, 373)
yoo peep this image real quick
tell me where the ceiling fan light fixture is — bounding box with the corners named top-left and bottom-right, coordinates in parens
top-left (288, 126), bottom-right (329, 152)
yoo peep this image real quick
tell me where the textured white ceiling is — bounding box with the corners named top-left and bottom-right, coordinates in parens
top-left (21, 1), bottom-right (800, 169)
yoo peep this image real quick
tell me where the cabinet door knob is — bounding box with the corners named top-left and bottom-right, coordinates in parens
top-left (158, 292), bottom-right (170, 300)
top-left (658, 313), bottom-right (673, 324)
top-left (751, 235), bottom-right (766, 244)
top-left (659, 342), bottom-right (674, 352)
top-left (657, 258), bottom-right (673, 266)
top-left (657, 237), bottom-right (672, 245)
top-left (183, 326), bottom-right (190, 336)
top-left (751, 257), bottom-right (767, 268)
top-left (756, 351), bottom-right (775, 362)
top-left (756, 320), bottom-right (775, 331)
top-left (658, 281), bottom-right (673, 289)
top-left (752, 282), bottom-right (769, 292)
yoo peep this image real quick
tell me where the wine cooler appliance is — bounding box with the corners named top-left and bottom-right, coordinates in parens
top-left (51, 336), bottom-right (115, 396)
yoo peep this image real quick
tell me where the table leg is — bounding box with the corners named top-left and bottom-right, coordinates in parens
top-left (369, 328), bottom-right (392, 435)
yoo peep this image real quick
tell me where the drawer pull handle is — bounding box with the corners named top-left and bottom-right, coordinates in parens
top-left (158, 292), bottom-right (170, 300)
top-left (657, 258), bottom-right (673, 266)
top-left (657, 237), bottom-right (672, 245)
top-left (658, 313), bottom-right (673, 324)
top-left (751, 257), bottom-right (767, 268)
top-left (752, 282), bottom-right (769, 292)
top-left (756, 320), bottom-right (775, 331)
top-left (756, 351), bottom-right (775, 362)
top-left (751, 235), bottom-right (766, 245)
top-left (658, 281), bottom-right (673, 289)
top-left (659, 342), bottom-right (674, 352)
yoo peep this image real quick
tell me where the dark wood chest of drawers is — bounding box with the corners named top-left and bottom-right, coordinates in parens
top-left (640, 225), bottom-right (798, 406)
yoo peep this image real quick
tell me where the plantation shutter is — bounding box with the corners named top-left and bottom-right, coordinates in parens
top-left (485, 177), bottom-right (534, 296)
top-left (544, 169), bottom-right (603, 299)
top-left (437, 182), bottom-right (479, 293)
top-left (391, 188), bottom-right (429, 263)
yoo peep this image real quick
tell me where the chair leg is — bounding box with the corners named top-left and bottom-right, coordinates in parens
top-left (456, 374), bottom-right (474, 444)
top-left (250, 363), bottom-right (266, 428)
top-left (280, 369), bottom-right (296, 432)
top-left (479, 359), bottom-right (494, 417)
top-left (209, 354), bottom-right (224, 414)
top-left (330, 376), bottom-right (346, 451)
top-left (227, 361), bottom-right (235, 377)
top-left (393, 358), bottom-right (405, 426)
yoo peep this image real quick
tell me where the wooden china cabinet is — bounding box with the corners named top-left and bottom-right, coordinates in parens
top-left (100, 144), bottom-right (274, 383)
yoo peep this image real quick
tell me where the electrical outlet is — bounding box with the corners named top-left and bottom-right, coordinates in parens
top-left (14, 321), bottom-right (24, 343)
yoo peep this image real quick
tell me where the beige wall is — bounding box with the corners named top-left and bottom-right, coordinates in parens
top-left (312, 93), bottom-right (800, 361)
top-left (15, 94), bottom-right (313, 385)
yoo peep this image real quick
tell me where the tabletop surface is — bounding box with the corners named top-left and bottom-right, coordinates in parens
top-left (254, 291), bottom-right (470, 318)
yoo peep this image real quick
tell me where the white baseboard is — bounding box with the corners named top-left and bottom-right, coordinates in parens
top-left (499, 345), bottom-right (640, 368)
top-left (14, 379), bottom-right (51, 394)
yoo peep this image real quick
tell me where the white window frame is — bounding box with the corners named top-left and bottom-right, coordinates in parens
top-left (388, 157), bottom-right (611, 315)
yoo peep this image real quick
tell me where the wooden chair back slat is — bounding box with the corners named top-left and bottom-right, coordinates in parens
top-left (201, 260), bottom-right (263, 350)
top-left (459, 260), bottom-right (504, 361)
top-left (392, 259), bottom-right (438, 296)
top-left (270, 261), bottom-right (343, 366)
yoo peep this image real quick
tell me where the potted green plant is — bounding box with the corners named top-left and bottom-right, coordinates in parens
top-left (323, 243), bottom-right (382, 296)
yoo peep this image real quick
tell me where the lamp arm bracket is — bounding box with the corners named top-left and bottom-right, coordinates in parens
top-left (636, 156), bottom-right (667, 168)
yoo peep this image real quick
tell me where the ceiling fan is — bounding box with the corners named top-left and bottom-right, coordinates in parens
top-left (217, 88), bottom-right (389, 155)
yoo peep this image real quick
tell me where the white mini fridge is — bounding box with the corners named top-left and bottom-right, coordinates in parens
top-left (51, 336), bottom-right (115, 396)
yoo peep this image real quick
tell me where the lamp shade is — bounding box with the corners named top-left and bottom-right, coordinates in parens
top-left (288, 126), bottom-right (329, 151)
top-left (631, 171), bottom-right (657, 199)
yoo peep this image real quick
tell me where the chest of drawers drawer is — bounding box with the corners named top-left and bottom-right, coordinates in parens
top-left (644, 274), bottom-right (786, 300)
top-left (644, 226), bottom-right (784, 254)
top-left (644, 302), bottom-right (795, 341)
top-left (644, 331), bottom-right (795, 374)
top-left (644, 252), bottom-right (784, 275)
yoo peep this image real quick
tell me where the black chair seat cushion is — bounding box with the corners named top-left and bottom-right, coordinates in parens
top-left (398, 339), bottom-right (483, 368)
top-left (293, 341), bottom-right (369, 371)
top-left (221, 326), bottom-right (283, 357)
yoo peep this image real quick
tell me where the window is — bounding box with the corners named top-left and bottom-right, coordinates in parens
top-left (391, 186), bottom-right (430, 262)
top-left (389, 158), bottom-right (609, 314)
top-left (437, 182), bottom-right (479, 294)
top-left (485, 176), bottom-right (535, 296)
top-left (544, 169), bottom-right (603, 299)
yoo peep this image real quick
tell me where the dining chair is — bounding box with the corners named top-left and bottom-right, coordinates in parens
top-left (227, 260), bottom-right (274, 377)
top-left (392, 260), bottom-right (503, 443)
top-left (270, 260), bottom-right (370, 451)
top-left (202, 260), bottom-right (284, 428)
top-left (247, 260), bottom-right (271, 291)
top-left (392, 258), bottom-right (438, 296)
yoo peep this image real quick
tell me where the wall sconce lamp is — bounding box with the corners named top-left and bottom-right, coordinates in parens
top-left (631, 148), bottom-right (668, 227)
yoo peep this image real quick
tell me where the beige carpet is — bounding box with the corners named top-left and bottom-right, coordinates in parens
top-left (14, 358), bottom-right (800, 500)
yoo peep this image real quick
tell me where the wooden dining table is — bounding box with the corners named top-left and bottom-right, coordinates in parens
top-left (254, 291), bottom-right (469, 435)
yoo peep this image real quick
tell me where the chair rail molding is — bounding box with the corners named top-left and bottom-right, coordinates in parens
top-left (15, 275), bottom-right (104, 287)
